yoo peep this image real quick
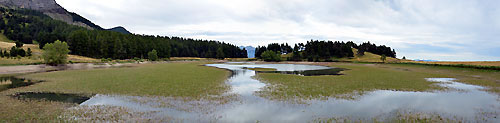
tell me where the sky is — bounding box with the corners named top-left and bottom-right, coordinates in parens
top-left (56, 0), bottom-right (500, 61)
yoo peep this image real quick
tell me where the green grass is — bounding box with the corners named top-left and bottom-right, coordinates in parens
top-left (0, 62), bottom-right (231, 121)
top-left (20, 62), bottom-right (230, 98)
top-left (393, 62), bottom-right (500, 70)
top-left (255, 63), bottom-right (445, 100)
top-left (255, 62), bottom-right (500, 100)
top-left (0, 33), bottom-right (14, 43)
top-left (386, 63), bottom-right (500, 93)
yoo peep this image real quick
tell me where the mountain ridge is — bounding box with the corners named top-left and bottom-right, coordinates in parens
top-left (0, 0), bottom-right (134, 34)
top-left (0, 0), bottom-right (100, 29)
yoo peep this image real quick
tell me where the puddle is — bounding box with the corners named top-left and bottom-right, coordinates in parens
top-left (12, 92), bottom-right (91, 104)
top-left (0, 76), bottom-right (43, 91)
top-left (67, 63), bottom-right (499, 122)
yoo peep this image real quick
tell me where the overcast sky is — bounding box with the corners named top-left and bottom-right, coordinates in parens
top-left (56, 0), bottom-right (500, 61)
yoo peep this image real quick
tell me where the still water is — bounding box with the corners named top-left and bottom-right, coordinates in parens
top-left (76, 63), bottom-right (499, 122)
top-left (0, 76), bottom-right (43, 91)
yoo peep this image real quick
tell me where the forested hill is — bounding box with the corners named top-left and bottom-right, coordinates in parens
top-left (256, 41), bottom-right (397, 61)
top-left (107, 26), bottom-right (131, 34)
top-left (0, 8), bottom-right (247, 59)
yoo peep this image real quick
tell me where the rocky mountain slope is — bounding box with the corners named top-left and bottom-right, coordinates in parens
top-left (0, 0), bottom-right (100, 29)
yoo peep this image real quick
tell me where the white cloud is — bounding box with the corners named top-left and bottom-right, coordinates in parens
top-left (56, 0), bottom-right (500, 61)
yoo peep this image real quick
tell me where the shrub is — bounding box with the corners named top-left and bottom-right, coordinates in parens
top-left (148, 49), bottom-right (159, 61)
top-left (42, 40), bottom-right (70, 65)
top-left (27, 48), bottom-right (32, 56)
top-left (380, 55), bottom-right (387, 63)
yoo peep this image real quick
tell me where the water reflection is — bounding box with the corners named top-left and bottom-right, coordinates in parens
top-left (75, 63), bottom-right (499, 122)
top-left (13, 92), bottom-right (91, 104)
top-left (256, 68), bottom-right (345, 76)
top-left (0, 76), bottom-right (43, 91)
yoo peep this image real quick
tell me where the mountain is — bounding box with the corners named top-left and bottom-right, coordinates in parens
top-left (240, 46), bottom-right (256, 58)
top-left (0, 0), bottom-right (102, 29)
top-left (107, 26), bottom-right (131, 34)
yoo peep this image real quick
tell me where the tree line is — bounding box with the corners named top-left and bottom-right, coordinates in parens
top-left (0, 8), bottom-right (247, 59)
top-left (255, 40), bottom-right (396, 61)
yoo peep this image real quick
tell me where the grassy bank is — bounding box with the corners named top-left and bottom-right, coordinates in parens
top-left (255, 62), bottom-right (500, 100)
top-left (405, 61), bottom-right (500, 67)
top-left (21, 62), bottom-right (230, 98)
top-left (394, 62), bottom-right (500, 70)
top-left (0, 62), bottom-right (230, 121)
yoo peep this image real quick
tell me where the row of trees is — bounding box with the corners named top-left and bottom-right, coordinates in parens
top-left (0, 8), bottom-right (247, 59)
top-left (355, 42), bottom-right (396, 58)
top-left (255, 43), bottom-right (294, 58)
top-left (255, 40), bottom-right (397, 61)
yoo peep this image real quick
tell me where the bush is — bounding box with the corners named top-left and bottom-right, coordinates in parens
top-left (27, 48), bottom-right (32, 56)
top-left (148, 49), bottom-right (159, 61)
top-left (261, 50), bottom-right (281, 62)
top-left (42, 40), bottom-right (70, 65)
top-left (380, 54), bottom-right (387, 63)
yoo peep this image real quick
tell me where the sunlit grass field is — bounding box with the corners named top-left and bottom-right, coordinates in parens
top-left (406, 61), bottom-right (500, 67)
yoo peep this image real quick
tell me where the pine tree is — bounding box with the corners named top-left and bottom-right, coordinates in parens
top-left (216, 47), bottom-right (225, 59)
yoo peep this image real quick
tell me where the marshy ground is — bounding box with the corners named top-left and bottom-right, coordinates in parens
top-left (0, 61), bottom-right (498, 122)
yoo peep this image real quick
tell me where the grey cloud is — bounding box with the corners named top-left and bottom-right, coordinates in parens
top-left (56, 0), bottom-right (500, 61)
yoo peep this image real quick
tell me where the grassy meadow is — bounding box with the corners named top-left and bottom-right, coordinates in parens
top-left (0, 62), bottom-right (230, 121)
top-left (255, 62), bottom-right (500, 100)
top-left (20, 62), bottom-right (230, 98)
top-left (407, 61), bottom-right (500, 67)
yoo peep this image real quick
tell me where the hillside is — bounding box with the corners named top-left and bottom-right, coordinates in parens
top-left (107, 26), bottom-right (131, 34)
top-left (0, 8), bottom-right (247, 59)
top-left (0, 0), bottom-right (101, 29)
top-left (0, 33), bottom-right (97, 65)
top-left (334, 48), bottom-right (399, 62)
top-left (281, 48), bottom-right (399, 63)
